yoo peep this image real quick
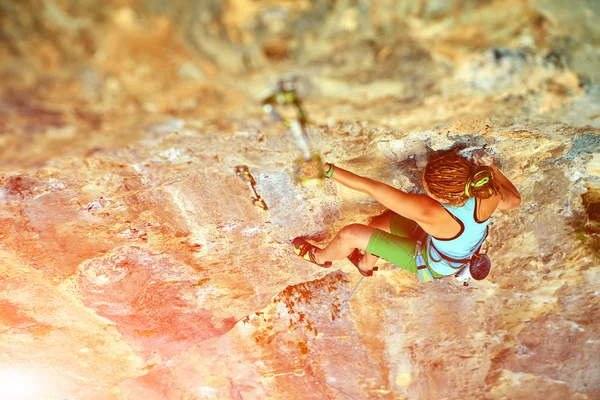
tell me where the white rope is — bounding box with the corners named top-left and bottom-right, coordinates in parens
top-left (264, 275), bottom-right (365, 399)
top-left (305, 372), bottom-right (358, 400)
top-left (301, 276), bottom-right (364, 372)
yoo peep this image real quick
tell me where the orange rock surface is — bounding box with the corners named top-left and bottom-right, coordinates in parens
top-left (0, 1), bottom-right (599, 399)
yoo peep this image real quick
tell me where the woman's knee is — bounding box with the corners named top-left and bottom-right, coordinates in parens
top-left (339, 223), bottom-right (371, 242)
top-left (369, 211), bottom-right (392, 232)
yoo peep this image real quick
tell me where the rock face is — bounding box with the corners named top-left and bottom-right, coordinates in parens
top-left (0, 1), bottom-right (599, 399)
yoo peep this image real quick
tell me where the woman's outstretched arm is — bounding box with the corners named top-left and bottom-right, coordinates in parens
top-left (326, 163), bottom-right (439, 224)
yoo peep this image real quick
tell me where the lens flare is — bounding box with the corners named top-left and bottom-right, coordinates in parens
top-left (0, 368), bottom-right (39, 400)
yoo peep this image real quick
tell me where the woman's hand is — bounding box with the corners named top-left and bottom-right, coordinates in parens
top-left (297, 158), bottom-right (325, 181)
top-left (472, 149), bottom-right (494, 167)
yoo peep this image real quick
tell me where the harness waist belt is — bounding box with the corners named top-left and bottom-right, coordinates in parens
top-left (429, 226), bottom-right (489, 265)
top-left (429, 240), bottom-right (472, 264)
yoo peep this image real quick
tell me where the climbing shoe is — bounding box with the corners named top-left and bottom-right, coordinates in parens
top-left (347, 248), bottom-right (378, 277)
top-left (292, 238), bottom-right (332, 268)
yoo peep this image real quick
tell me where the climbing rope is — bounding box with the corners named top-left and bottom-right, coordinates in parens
top-left (264, 276), bottom-right (365, 399)
top-left (301, 276), bottom-right (364, 372)
top-left (305, 372), bottom-right (358, 400)
top-left (260, 77), bottom-right (363, 397)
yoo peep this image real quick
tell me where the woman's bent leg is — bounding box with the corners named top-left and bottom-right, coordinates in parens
top-left (314, 223), bottom-right (375, 264)
top-left (360, 211), bottom-right (394, 270)
top-left (313, 210), bottom-right (420, 271)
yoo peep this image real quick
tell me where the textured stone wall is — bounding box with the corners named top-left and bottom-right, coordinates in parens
top-left (0, 1), bottom-right (599, 399)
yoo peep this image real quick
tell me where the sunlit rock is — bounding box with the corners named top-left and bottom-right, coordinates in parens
top-left (0, 1), bottom-right (598, 399)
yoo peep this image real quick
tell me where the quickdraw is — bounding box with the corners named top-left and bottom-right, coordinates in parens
top-left (262, 77), bottom-right (325, 186)
top-left (234, 165), bottom-right (268, 211)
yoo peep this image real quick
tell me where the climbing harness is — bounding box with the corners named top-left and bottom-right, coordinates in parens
top-left (262, 77), bottom-right (325, 186)
top-left (234, 165), bottom-right (268, 210)
top-left (263, 276), bottom-right (365, 399)
top-left (427, 231), bottom-right (491, 287)
top-left (413, 231), bottom-right (434, 283)
top-left (411, 223), bottom-right (492, 286)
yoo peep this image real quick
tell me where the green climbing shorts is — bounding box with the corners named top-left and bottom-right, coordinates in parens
top-left (365, 213), bottom-right (443, 279)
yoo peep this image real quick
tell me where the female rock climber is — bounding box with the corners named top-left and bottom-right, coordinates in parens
top-left (292, 149), bottom-right (521, 281)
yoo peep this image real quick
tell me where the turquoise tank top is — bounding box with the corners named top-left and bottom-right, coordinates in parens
top-left (426, 197), bottom-right (489, 276)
